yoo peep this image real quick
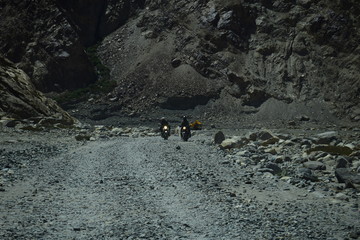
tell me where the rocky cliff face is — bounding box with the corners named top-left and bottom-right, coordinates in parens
top-left (0, 0), bottom-right (144, 93)
top-left (97, 0), bottom-right (360, 122)
top-left (0, 0), bottom-right (97, 92)
top-left (0, 57), bottom-right (74, 124)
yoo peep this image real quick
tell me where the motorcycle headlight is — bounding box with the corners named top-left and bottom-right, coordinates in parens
top-left (163, 126), bottom-right (168, 130)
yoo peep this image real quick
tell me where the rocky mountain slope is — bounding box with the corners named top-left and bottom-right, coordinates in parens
top-left (0, 0), bottom-right (359, 124)
top-left (97, 0), bottom-right (360, 123)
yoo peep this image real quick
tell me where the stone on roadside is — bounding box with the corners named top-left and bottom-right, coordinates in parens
top-left (335, 168), bottom-right (360, 184)
top-left (171, 58), bottom-right (182, 68)
top-left (277, 133), bottom-right (291, 140)
top-left (274, 155), bottom-right (285, 163)
top-left (257, 130), bottom-right (277, 141)
top-left (75, 134), bottom-right (91, 141)
top-left (350, 150), bottom-right (360, 158)
top-left (297, 167), bottom-right (318, 182)
top-left (298, 115), bottom-right (310, 121)
top-left (314, 131), bottom-right (338, 144)
top-left (235, 157), bottom-right (254, 166)
top-left (261, 137), bottom-right (280, 146)
top-left (344, 143), bottom-right (356, 150)
top-left (352, 160), bottom-right (360, 172)
top-left (264, 162), bottom-right (282, 175)
top-left (303, 161), bottom-right (326, 170)
top-left (334, 192), bottom-right (349, 201)
top-left (280, 176), bottom-right (292, 182)
top-left (246, 132), bottom-right (257, 141)
top-left (264, 147), bottom-right (279, 155)
top-left (5, 120), bottom-right (18, 128)
top-left (214, 131), bottom-right (225, 144)
top-left (111, 127), bottom-right (123, 135)
top-left (220, 136), bottom-right (248, 149)
top-left (335, 156), bottom-right (351, 169)
top-left (283, 139), bottom-right (296, 146)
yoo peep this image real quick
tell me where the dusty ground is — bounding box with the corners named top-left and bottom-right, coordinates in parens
top-left (1, 124), bottom-right (359, 240)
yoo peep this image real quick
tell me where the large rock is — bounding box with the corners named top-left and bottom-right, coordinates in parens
top-left (335, 168), bottom-right (360, 184)
top-left (220, 136), bottom-right (248, 149)
top-left (303, 161), bottom-right (326, 170)
top-left (296, 167), bottom-right (318, 182)
top-left (214, 131), bottom-right (225, 144)
top-left (0, 57), bottom-right (74, 124)
top-left (314, 131), bottom-right (338, 144)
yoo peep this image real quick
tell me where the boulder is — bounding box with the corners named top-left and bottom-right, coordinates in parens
top-left (214, 131), bottom-right (226, 144)
top-left (220, 136), bottom-right (248, 149)
top-left (335, 156), bottom-right (351, 169)
top-left (258, 130), bottom-right (277, 141)
top-left (297, 167), bottom-right (318, 182)
top-left (303, 161), bottom-right (326, 170)
top-left (314, 131), bottom-right (338, 144)
top-left (261, 137), bottom-right (280, 146)
top-left (264, 162), bottom-right (282, 175)
top-left (335, 168), bottom-right (360, 184)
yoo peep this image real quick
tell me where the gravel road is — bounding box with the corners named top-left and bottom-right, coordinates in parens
top-left (1, 130), bottom-right (359, 239)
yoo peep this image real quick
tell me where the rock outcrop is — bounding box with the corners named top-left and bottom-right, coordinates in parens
top-left (0, 57), bottom-right (74, 124)
top-left (0, 0), bottom-right (97, 92)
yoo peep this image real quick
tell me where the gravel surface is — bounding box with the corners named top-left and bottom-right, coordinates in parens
top-left (1, 128), bottom-right (360, 239)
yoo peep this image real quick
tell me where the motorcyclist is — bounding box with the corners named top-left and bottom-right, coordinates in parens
top-left (180, 116), bottom-right (191, 137)
top-left (159, 117), bottom-right (170, 135)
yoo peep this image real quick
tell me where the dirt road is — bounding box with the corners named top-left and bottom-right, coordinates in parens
top-left (1, 131), bottom-right (359, 239)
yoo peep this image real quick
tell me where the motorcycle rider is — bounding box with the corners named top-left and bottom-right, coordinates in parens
top-left (180, 116), bottom-right (191, 138)
top-left (159, 117), bottom-right (170, 135)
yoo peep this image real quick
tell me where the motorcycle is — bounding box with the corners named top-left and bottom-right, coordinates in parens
top-left (180, 125), bottom-right (191, 141)
top-left (161, 125), bottom-right (170, 140)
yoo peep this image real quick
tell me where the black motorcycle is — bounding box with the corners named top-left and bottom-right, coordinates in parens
top-left (161, 125), bottom-right (170, 140)
top-left (180, 125), bottom-right (191, 141)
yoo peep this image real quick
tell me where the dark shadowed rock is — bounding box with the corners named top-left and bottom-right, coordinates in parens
top-left (303, 161), bottom-right (326, 170)
top-left (171, 58), bottom-right (182, 68)
top-left (297, 167), bottom-right (318, 182)
top-left (257, 130), bottom-right (276, 141)
top-left (214, 131), bottom-right (225, 145)
top-left (335, 168), bottom-right (360, 184)
top-left (336, 156), bottom-right (351, 169)
top-left (264, 162), bottom-right (282, 175)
